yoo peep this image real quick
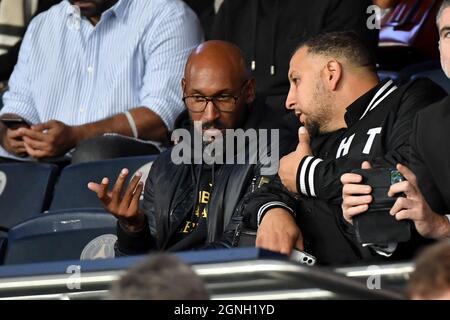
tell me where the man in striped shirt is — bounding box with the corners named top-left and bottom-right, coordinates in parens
top-left (0, 0), bottom-right (202, 162)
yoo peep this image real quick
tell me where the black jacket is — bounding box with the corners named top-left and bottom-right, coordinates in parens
top-left (410, 96), bottom-right (450, 215)
top-left (116, 102), bottom-right (294, 255)
top-left (243, 78), bottom-right (447, 266)
top-left (211, 0), bottom-right (379, 98)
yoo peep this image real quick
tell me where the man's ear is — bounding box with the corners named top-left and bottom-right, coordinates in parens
top-left (245, 78), bottom-right (256, 104)
top-left (181, 78), bottom-right (186, 94)
top-left (323, 60), bottom-right (342, 91)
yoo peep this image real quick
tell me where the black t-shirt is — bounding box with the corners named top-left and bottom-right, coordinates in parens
top-left (168, 173), bottom-right (213, 250)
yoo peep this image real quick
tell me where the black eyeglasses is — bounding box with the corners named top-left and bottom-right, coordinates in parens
top-left (182, 81), bottom-right (249, 113)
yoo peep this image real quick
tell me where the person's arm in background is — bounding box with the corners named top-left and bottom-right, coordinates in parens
top-left (2, 2), bottom-right (204, 159)
top-left (0, 17), bottom-right (40, 157)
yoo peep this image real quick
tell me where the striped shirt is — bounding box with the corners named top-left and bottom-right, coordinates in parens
top-left (0, 0), bottom-right (202, 159)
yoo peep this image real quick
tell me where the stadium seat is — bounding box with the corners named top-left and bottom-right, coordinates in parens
top-left (0, 162), bottom-right (58, 230)
top-left (410, 69), bottom-right (450, 94)
top-left (70, 134), bottom-right (162, 164)
top-left (48, 155), bottom-right (156, 212)
top-left (0, 237), bottom-right (6, 265)
top-left (3, 211), bottom-right (118, 265)
top-left (377, 70), bottom-right (400, 84)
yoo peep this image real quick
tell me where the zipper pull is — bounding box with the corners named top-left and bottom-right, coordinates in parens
top-left (251, 177), bottom-right (257, 192)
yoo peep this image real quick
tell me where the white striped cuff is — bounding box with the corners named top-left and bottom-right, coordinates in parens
top-left (296, 156), bottom-right (323, 197)
top-left (257, 201), bottom-right (295, 227)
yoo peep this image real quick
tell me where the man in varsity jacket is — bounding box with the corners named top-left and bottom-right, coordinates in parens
top-left (341, 1), bottom-right (450, 255)
top-left (241, 31), bottom-right (447, 265)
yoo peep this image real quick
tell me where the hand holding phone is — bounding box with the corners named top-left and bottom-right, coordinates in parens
top-left (0, 118), bottom-right (30, 157)
top-left (0, 118), bottom-right (31, 130)
top-left (350, 168), bottom-right (411, 244)
top-left (290, 248), bottom-right (316, 266)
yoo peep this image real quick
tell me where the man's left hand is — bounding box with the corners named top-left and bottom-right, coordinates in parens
top-left (19, 120), bottom-right (80, 159)
top-left (389, 164), bottom-right (450, 239)
top-left (279, 126), bottom-right (312, 194)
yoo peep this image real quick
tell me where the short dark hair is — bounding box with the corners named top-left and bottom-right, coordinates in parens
top-left (295, 31), bottom-right (377, 72)
top-left (437, 0), bottom-right (450, 27)
top-left (109, 254), bottom-right (210, 300)
top-left (408, 240), bottom-right (450, 299)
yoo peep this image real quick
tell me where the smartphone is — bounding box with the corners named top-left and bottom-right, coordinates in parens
top-left (290, 249), bottom-right (316, 266)
top-left (350, 168), bottom-right (411, 244)
top-left (0, 118), bottom-right (31, 129)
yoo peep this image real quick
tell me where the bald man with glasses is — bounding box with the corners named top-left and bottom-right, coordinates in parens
top-left (88, 41), bottom-right (294, 255)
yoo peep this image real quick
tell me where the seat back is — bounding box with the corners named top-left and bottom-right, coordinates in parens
top-left (49, 156), bottom-right (156, 212)
top-left (0, 162), bottom-right (57, 229)
top-left (378, 0), bottom-right (442, 68)
top-left (411, 69), bottom-right (450, 93)
top-left (4, 211), bottom-right (118, 265)
top-left (0, 237), bottom-right (7, 265)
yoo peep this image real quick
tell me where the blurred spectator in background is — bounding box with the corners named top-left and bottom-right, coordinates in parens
top-left (408, 240), bottom-right (450, 300)
top-left (0, 0), bottom-right (202, 163)
top-left (109, 254), bottom-right (210, 300)
top-left (0, 0), bottom-right (62, 82)
top-left (211, 0), bottom-right (379, 116)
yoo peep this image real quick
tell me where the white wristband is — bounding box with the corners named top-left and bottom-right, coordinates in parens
top-left (124, 111), bottom-right (138, 139)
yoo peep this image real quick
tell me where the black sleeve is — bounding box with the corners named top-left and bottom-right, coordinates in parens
top-left (115, 159), bottom-right (160, 256)
top-left (115, 217), bottom-right (154, 257)
top-left (238, 170), bottom-right (299, 232)
top-left (409, 104), bottom-right (449, 214)
top-left (205, 162), bottom-right (298, 248)
top-left (297, 79), bottom-right (447, 203)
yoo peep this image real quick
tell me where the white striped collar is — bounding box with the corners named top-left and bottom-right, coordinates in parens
top-left (359, 79), bottom-right (398, 120)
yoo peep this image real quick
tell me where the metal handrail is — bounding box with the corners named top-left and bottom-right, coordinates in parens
top-left (0, 259), bottom-right (406, 300)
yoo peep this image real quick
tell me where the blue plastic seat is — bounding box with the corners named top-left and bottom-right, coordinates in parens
top-left (48, 155), bottom-right (156, 212)
top-left (410, 69), bottom-right (450, 94)
top-left (3, 211), bottom-right (118, 265)
top-left (0, 162), bottom-right (57, 229)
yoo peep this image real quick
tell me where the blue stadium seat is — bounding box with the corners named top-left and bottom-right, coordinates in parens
top-left (377, 70), bottom-right (400, 84)
top-left (410, 69), bottom-right (450, 94)
top-left (48, 155), bottom-right (157, 212)
top-left (398, 60), bottom-right (450, 93)
top-left (0, 163), bottom-right (58, 229)
top-left (0, 237), bottom-right (6, 265)
top-left (3, 211), bottom-right (118, 265)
